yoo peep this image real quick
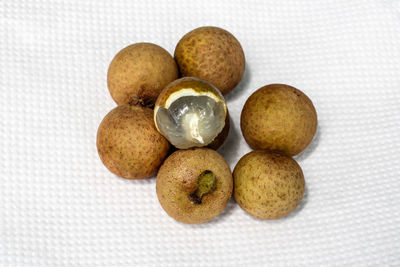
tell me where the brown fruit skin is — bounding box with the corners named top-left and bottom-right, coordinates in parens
top-left (174, 26), bottom-right (245, 95)
top-left (208, 111), bottom-right (230, 150)
top-left (97, 105), bottom-right (170, 179)
top-left (156, 148), bottom-right (233, 224)
top-left (233, 151), bottom-right (305, 219)
top-left (107, 43), bottom-right (179, 106)
top-left (240, 84), bottom-right (317, 156)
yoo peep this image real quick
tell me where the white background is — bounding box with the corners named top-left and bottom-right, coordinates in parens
top-left (1, 0), bottom-right (400, 266)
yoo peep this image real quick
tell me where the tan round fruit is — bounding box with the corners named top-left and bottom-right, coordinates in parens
top-left (233, 150), bottom-right (305, 219)
top-left (241, 84), bottom-right (317, 156)
top-left (156, 148), bottom-right (233, 224)
top-left (174, 26), bottom-right (245, 95)
top-left (107, 43), bottom-right (179, 106)
top-left (97, 105), bottom-right (170, 179)
top-left (154, 77), bottom-right (227, 149)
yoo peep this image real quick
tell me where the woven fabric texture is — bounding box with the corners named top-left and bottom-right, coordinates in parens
top-left (1, 0), bottom-right (399, 266)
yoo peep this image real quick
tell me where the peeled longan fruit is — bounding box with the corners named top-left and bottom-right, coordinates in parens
top-left (156, 148), bottom-right (233, 224)
top-left (233, 150), bottom-right (305, 219)
top-left (107, 43), bottom-right (179, 106)
top-left (241, 84), bottom-right (317, 156)
top-left (97, 105), bottom-right (170, 179)
top-left (154, 77), bottom-right (228, 149)
top-left (174, 26), bottom-right (245, 95)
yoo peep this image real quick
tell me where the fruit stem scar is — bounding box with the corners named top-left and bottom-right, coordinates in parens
top-left (189, 170), bottom-right (216, 204)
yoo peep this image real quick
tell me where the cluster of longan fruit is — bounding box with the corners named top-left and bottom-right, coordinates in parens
top-left (97, 26), bottom-right (317, 224)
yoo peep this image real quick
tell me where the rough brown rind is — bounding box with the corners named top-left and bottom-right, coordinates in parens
top-left (97, 105), bottom-right (170, 179)
top-left (156, 148), bottom-right (233, 224)
top-left (240, 84), bottom-right (317, 156)
top-left (107, 43), bottom-right (179, 106)
top-left (174, 26), bottom-right (245, 95)
top-left (233, 151), bottom-right (305, 219)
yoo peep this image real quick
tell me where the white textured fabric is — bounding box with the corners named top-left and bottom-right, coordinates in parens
top-left (1, 0), bottom-right (400, 266)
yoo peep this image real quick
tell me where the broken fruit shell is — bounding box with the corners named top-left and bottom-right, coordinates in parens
top-left (207, 111), bottom-right (230, 150)
top-left (154, 77), bottom-right (227, 149)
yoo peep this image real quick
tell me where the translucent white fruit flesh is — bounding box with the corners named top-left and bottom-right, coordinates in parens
top-left (155, 95), bottom-right (226, 149)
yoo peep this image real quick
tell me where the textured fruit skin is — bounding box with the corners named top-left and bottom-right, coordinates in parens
top-left (97, 105), bottom-right (170, 179)
top-left (233, 151), bottom-right (305, 219)
top-left (156, 148), bottom-right (233, 224)
top-left (174, 26), bottom-right (245, 95)
top-left (240, 84), bottom-right (317, 156)
top-left (107, 43), bottom-right (178, 106)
